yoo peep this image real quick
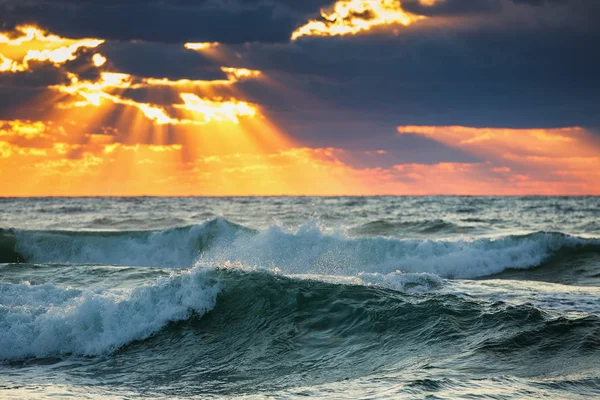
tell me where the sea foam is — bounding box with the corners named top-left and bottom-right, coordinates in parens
top-left (0, 268), bottom-right (219, 360)
top-left (8, 217), bottom-right (600, 279)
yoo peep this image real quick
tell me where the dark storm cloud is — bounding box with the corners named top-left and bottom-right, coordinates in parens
top-left (511, 0), bottom-right (565, 5)
top-left (1, 0), bottom-right (599, 154)
top-left (0, 87), bottom-right (50, 119)
top-left (404, 0), bottom-right (596, 23)
top-left (1, 0), bottom-right (598, 44)
top-left (0, 64), bottom-right (68, 89)
top-left (0, 0), bottom-right (334, 44)
top-left (403, 0), bottom-right (502, 16)
top-left (339, 133), bottom-right (482, 168)
top-left (99, 41), bottom-right (225, 81)
top-left (229, 0), bottom-right (600, 133)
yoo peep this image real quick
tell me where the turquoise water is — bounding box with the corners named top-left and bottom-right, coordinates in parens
top-left (1, 197), bottom-right (600, 399)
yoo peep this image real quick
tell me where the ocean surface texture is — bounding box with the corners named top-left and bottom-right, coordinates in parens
top-left (1, 196), bottom-right (600, 399)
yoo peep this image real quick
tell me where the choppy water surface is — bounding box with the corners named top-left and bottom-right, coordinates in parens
top-left (1, 196), bottom-right (600, 399)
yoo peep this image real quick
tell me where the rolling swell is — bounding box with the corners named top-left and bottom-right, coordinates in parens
top-left (2, 217), bottom-right (600, 279)
top-left (4, 218), bottom-right (253, 268)
top-left (349, 219), bottom-right (476, 236)
top-left (4, 269), bottom-right (599, 395)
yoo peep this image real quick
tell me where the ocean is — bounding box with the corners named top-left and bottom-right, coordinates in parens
top-left (1, 196), bottom-right (600, 399)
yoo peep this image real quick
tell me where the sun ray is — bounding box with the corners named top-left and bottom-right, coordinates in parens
top-left (1, 24), bottom-right (369, 195)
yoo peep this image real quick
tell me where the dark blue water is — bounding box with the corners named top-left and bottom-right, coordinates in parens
top-left (1, 197), bottom-right (600, 399)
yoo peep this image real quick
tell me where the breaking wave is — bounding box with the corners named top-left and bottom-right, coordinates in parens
top-left (2, 267), bottom-right (598, 393)
top-left (0, 268), bottom-right (219, 360)
top-left (1, 217), bottom-right (599, 279)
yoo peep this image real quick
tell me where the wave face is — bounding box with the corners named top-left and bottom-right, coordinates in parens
top-left (5, 218), bottom-right (252, 268)
top-left (2, 269), bottom-right (599, 397)
top-left (4, 217), bottom-right (600, 279)
top-left (0, 268), bottom-right (219, 359)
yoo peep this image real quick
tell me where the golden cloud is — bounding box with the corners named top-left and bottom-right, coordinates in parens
top-left (51, 71), bottom-right (260, 125)
top-left (184, 42), bottom-right (219, 51)
top-left (92, 53), bottom-right (107, 67)
top-left (0, 25), bottom-right (103, 72)
top-left (291, 0), bottom-right (425, 40)
top-left (176, 94), bottom-right (257, 124)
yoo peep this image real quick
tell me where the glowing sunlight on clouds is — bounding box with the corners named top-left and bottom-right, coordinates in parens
top-left (184, 42), bottom-right (219, 51)
top-left (2, 19), bottom-right (597, 197)
top-left (176, 94), bottom-right (257, 124)
top-left (291, 0), bottom-right (425, 40)
top-left (0, 25), bottom-right (103, 72)
top-left (395, 125), bottom-right (600, 195)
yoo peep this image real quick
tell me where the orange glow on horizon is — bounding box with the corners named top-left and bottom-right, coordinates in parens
top-left (0, 119), bottom-right (365, 196)
top-left (291, 0), bottom-right (425, 40)
top-left (4, 119), bottom-right (600, 195)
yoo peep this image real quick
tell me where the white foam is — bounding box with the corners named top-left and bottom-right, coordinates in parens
top-left (202, 221), bottom-right (596, 279)
top-left (12, 218), bottom-right (599, 279)
top-left (0, 268), bottom-right (219, 360)
top-left (357, 271), bottom-right (445, 292)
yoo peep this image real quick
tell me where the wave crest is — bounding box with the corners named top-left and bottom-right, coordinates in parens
top-left (0, 268), bottom-right (219, 360)
top-left (2, 218), bottom-right (599, 279)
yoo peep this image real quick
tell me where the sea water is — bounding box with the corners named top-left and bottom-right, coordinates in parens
top-left (1, 196), bottom-right (600, 399)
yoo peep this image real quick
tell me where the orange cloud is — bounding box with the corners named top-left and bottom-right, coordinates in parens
top-left (396, 125), bottom-right (600, 194)
top-left (397, 125), bottom-right (599, 160)
top-left (418, 0), bottom-right (444, 6)
top-left (291, 0), bottom-right (425, 40)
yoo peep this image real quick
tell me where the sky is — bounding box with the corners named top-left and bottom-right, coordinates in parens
top-left (0, 0), bottom-right (599, 196)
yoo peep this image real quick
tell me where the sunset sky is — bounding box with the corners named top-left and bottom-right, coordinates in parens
top-left (1, 0), bottom-right (599, 196)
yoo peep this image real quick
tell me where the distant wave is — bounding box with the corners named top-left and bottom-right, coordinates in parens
top-left (1, 217), bottom-right (599, 279)
top-left (348, 219), bottom-right (476, 236)
top-left (2, 218), bottom-right (253, 267)
top-left (580, 221), bottom-right (600, 233)
top-left (36, 206), bottom-right (92, 214)
top-left (89, 216), bottom-right (188, 230)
